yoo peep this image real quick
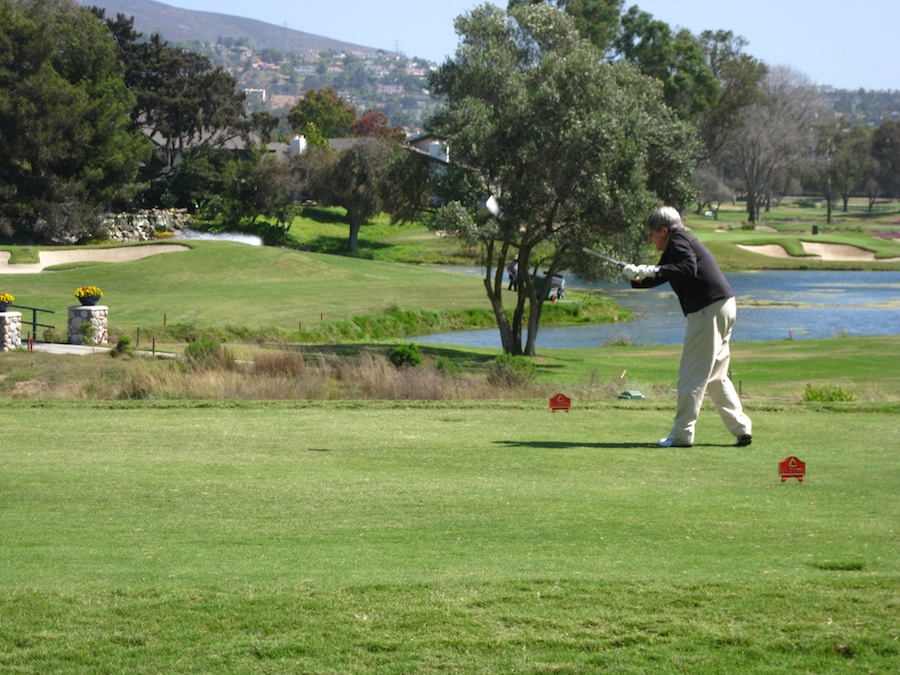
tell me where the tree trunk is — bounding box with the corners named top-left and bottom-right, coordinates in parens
top-left (746, 191), bottom-right (757, 223)
top-left (486, 278), bottom-right (516, 354)
top-left (348, 219), bottom-right (361, 253)
top-left (484, 241), bottom-right (519, 355)
top-left (524, 295), bottom-right (543, 356)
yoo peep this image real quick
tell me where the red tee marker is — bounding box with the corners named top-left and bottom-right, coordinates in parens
top-left (549, 393), bottom-right (571, 412)
top-left (779, 456), bottom-right (806, 482)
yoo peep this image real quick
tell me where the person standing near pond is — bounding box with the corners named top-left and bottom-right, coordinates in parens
top-left (622, 206), bottom-right (753, 448)
top-left (507, 255), bottom-right (518, 291)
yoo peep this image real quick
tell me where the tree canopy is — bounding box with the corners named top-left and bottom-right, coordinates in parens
top-left (0, 0), bottom-right (150, 242)
top-left (614, 5), bottom-right (719, 122)
top-left (720, 66), bottom-right (827, 222)
top-left (288, 88), bottom-right (357, 140)
top-left (95, 14), bottom-right (249, 171)
top-left (428, 3), bottom-right (699, 355)
top-left (507, 0), bottom-right (625, 53)
top-left (300, 138), bottom-right (399, 253)
top-left (872, 120), bottom-right (900, 200)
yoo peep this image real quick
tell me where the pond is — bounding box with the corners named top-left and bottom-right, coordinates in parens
top-left (417, 270), bottom-right (900, 348)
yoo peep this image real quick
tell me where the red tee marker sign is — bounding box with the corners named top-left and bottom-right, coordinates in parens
top-left (779, 456), bottom-right (806, 482)
top-left (549, 393), bottom-right (571, 412)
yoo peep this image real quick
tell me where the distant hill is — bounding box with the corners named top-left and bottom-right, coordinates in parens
top-left (75, 0), bottom-right (389, 55)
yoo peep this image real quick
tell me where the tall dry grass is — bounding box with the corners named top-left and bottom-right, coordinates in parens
top-left (3, 349), bottom-right (567, 401)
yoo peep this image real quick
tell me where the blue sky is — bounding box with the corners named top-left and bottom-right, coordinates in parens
top-left (164, 0), bottom-right (898, 90)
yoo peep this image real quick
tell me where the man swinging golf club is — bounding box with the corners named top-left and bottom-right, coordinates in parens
top-left (623, 206), bottom-right (753, 448)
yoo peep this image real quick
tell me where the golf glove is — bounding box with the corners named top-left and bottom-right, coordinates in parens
top-left (622, 264), bottom-right (640, 280)
top-left (635, 264), bottom-right (660, 278)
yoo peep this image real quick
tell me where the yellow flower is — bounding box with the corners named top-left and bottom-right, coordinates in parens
top-left (74, 285), bottom-right (103, 299)
top-left (0, 292), bottom-right (14, 303)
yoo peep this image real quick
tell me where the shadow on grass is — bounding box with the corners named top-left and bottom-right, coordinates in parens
top-left (303, 234), bottom-right (396, 257)
top-left (495, 440), bottom-right (654, 450)
top-left (494, 440), bottom-right (739, 450)
top-left (299, 206), bottom-right (348, 225)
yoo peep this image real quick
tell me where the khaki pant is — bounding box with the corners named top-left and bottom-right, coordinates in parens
top-left (668, 297), bottom-right (752, 445)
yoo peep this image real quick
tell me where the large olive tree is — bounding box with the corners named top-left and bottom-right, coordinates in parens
top-left (428, 3), bottom-right (699, 355)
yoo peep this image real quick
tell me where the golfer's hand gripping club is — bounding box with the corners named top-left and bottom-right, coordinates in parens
top-left (623, 264), bottom-right (660, 280)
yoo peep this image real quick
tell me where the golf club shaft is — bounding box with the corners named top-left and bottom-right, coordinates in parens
top-left (482, 194), bottom-right (628, 268)
top-left (552, 235), bottom-right (628, 269)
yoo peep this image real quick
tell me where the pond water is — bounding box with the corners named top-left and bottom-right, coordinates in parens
top-left (417, 270), bottom-right (900, 348)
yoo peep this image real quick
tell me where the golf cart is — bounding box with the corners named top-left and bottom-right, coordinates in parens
top-left (533, 271), bottom-right (566, 301)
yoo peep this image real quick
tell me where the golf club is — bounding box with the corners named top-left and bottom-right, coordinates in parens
top-left (480, 195), bottom-right (628, 269)
top-left (550, 235), bottom-right (628, 269)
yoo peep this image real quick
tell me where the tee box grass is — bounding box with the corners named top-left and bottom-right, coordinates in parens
top-left (1, 400), bottom-right (897, 672)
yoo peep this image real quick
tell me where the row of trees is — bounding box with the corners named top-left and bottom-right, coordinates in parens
top-left (0, 0), bottom-right (281, 242)
top-left (0, 0), bottom-right (411, 246)
top-left (510, 1), bottom-right (899, 225)
top-left (2, 1), bottom-right (899, 354)
top-left (813, 121), bottom-right (900, 223)
top-left (0, 0), bottom-right (149, 242)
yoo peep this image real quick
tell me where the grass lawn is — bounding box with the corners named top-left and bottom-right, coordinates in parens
top-left (1, 206), bottom-right (898, 671)
top-left (280, 202), bottom-right (900, 271)
top-left (1, 400), bottom-right (897, 672)
top-left (0, 240), bottom-right (489, 344)
top-left (529, 335), bottom-right (900, 403)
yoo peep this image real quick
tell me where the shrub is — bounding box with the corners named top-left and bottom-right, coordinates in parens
top-left (110, 336), bottom-right (135, 358)
top-left (388, 343), bottom-right (423, 368)
top-left (434, 355), bottom-right (461, 375)
top-left (183, 336), bottom-right (233, 370)
top-left (803, 383), bottom-right (855, 402)
top-left (488, 354), bottom-right (537, 388)
top-left (79, 322), bottom-right (96, 343)
top-left (795, 198), bottom-right (822, 209)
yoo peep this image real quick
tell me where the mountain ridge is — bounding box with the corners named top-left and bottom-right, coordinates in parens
top-left (75, 0), bottom-right (392, 55)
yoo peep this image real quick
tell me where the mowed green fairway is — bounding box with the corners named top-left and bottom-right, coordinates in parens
top-left (1, 401), bottom-right (896, 672)
top-left (0, 241), bottom-right (487, 332)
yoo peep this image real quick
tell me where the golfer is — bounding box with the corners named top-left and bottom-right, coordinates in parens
top-left (623, 206), bottom-right (752, 448)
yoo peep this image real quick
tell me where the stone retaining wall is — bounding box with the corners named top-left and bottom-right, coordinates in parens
top-left (103, 209), bottom-right (192, 242)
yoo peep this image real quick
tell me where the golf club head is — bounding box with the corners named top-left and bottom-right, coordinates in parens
top-left (476, 195), bottom-right (502, 222)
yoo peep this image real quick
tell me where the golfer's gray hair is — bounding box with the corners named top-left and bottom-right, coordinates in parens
top-left (646, 206), bottom-right (685, 232)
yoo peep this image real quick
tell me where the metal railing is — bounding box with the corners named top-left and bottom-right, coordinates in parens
top-left (9, 304), bottom-right (55, 341)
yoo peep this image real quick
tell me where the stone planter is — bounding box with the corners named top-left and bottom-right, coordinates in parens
top-left (1, 311), bottom-right (22, 352)
top-left (68, 305), bottom-right (108, 345)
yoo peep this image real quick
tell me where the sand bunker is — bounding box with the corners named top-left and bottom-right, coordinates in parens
top-left (737, 244), bottom-right (793, 259)
top-left (0, 244), bottom-right (190, 274)
top-left (737, 241), bottom-right (900, 262)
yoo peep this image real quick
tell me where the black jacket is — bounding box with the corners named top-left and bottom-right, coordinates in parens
top-left (631, 229), bottom-right (733, 316)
